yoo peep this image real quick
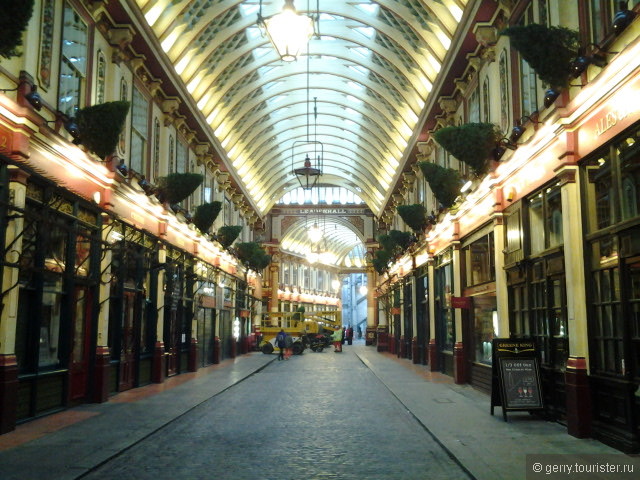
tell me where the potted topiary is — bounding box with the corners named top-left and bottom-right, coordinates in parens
top-left (418, 162), bottom-right (461, 209)
top-left (293, 306), bottom-right (305, 321)
top-left (397, 204), bottom-right (428, 233)
top-left (155, 172), bottom-right (204, 205)
top-left (193, 201), bottom-right (222, 234)
top-left (215, 225), bottom-right (243, 250)
top-left (372, 249), bottom-right (392, 274)
top-left (433, 123), bottom-right (502, 176)
top-left (75, 101), bottom-right (130, 160)
top-left (379, 230), bottom-right (414, 258)
top-left (0, 0), bottom-right (35, 59)
top-left (501, 23), bottom-right (579, 88)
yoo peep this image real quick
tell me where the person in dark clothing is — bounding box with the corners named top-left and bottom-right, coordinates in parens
top-left (341, 327), bottom-right (346, 345)
top-left (276, 329), bottom-right (286, 360)
top-left (346, 326), bottom-right (354, 345)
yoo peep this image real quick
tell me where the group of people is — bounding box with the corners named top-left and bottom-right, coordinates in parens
top-left (275, 325), bottom-right (357, 357)
top-left (331, 326), bottom-right (354, 353)
top-left (275, 329), bottom-right (294, 360)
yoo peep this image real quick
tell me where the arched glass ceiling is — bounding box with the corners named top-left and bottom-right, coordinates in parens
top-left (280, 217), bottom-right (365, 267)
top-left (135, 0), bottom-right (466, 216)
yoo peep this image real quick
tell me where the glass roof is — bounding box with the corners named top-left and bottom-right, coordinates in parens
top-left (134, 0), bottom-right (467, 265)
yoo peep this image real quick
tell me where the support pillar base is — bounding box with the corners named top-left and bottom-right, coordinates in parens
top-left (213, 337), bottom-right (220, 364)
top-left (0, 354), bottom-right (18, 434)
top-left (412, 337), bottom-right (420, 364)
top-left (188, 338), bottom-right (198, 372)
top-left (152, 341), bottom-right (166, 384)
top-left (565, 356), bottom-right (592, 438)
top-left (454, 342), bottom-right (466, 384)
top-left (93, 346), bottom-right (111, 403)
top-left (428, 339), bottom-right (438, 372)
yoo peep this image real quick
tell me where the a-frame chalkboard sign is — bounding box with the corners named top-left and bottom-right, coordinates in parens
top-left (490, 338), bottom-right (543, 421)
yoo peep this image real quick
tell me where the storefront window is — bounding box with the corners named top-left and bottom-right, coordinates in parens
top-left (58, 3), bottom-right (87, 116)
top-left (473, 297), bottom-right (497, 364)
top-left (39, 275), bottom-right (63, 368)
top-left (464, 233), bottom-right (495, 286)
top-left (527, 183), bottom-right (563, 255)
top-left (435, 251), bottom-right (454, 351)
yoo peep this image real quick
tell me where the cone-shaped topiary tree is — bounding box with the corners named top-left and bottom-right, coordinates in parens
top-left (433, 123), bottom-right (502, 176)
top-left (397, 204), bottom-right (428, 233)
top-left (76, 101), bottom-right (130, 159)
top-left (193, 201), bottom-right (222, 234)
top-left (501, 23), bottom-right (579, 88)
top-left (156, 172), bottom-right (204, 205)
top-left (216, 225), bottom-right (243, 249)
top-left (418, 162), bottom-right (461, 209)
top-left (372, 249), bottom-right (392, 274)
top-left (0, 0), bottom-right (35, 59)
top-left (235, 241), bottom-right (271, 273)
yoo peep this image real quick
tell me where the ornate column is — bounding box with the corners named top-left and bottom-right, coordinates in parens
top-left (0, 168), bottom-right (28, 433)
top-left (428, 255), bottom-right (438, 371)
top-left (268, 246), bottom-right (280, 312)
top-left (93, 214), bottom-right (114, 402)
top-left (152, 246), bottom-right (167, 383)
top-left (558, 164), bottom-right (591, 438)
top-left (452, 241), bottom-right (466, 384)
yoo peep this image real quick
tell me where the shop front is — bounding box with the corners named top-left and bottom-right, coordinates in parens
top-left (461, 227), bottom-right (497, 394)
top-left (13, 174), bottom-right (101, 420)
top-left (503, 181), bottom-right (568, 422)
top-left (580, 122), bottom-right (640, 452)
top-left (434, 249), bottom-right (455, 375)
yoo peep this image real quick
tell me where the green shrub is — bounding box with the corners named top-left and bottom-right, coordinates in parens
top-left (76, 101), bottom-right (130, 159)
top-left (156, 173), bottom-right (204, 205)
top-left (433, 123), bottom-right (501, 176)
top-left (501, 24), bottom-right (579, 88)
top-left (235, 241), bottom-right (271, 272)
top-left (418, 162), bottom-right (461, 209)
top-left (193, 201), bottom-right (222, 234)
top-left (397, 204), bottom-right (428, 233)
top-left (217, 225), bottom-right (243, 249)
top-left (0, 0), bottom-right (34, 59)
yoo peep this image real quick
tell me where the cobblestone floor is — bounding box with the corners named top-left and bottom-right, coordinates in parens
top-left (81, 349), bottom-right (471, 480)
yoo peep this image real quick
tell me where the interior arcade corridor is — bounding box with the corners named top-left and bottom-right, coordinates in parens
top-left (0, 348), bottom-right (621, 480)
top-left (2, 0), bottom-right (640, 470)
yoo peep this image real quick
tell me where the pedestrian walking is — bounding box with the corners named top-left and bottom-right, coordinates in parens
top-left (341, 327), bottom-right (346, 346)
top-left (284, 333), bottom-right (293, 359)
top-left (332, 328), bottom-right (343, 352)
top-left (276, 329), bottom-right (286, 360)
top-left (346, 326), bottom-right (354, 345)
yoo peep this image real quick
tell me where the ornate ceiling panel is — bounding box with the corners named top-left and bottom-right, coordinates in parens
top-left (134, 0), bottom-right (466, 217)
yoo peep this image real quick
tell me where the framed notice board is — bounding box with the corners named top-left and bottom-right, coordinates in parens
top-left (490, 338), bottom-right (543, 421)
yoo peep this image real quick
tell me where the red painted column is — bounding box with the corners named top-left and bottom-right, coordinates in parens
top-left (565, 356), bottom-right (592, 438)
top-left (93, 346), bottom-right (111, 403)
top-left (152, 341), bottom-right (166, 383)
top-left (454, 342), bottom-right (466, 384)
top-left (0, 354), bottom-right (18, 434)
top-left (399, 335), bottom-right (406, 357)
top-left (428, 339), bottom-right (438, 372)
top-left (230, 338), bottom-right (237, 358)
top-left (188, 338), bottom-right (198, 372)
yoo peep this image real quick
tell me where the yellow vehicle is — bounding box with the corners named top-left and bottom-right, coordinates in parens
top-left (259, 310), bottom-right (342, 355)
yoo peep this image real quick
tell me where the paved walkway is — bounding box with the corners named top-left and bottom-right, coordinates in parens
top-left (0, 345), bottom-right (626, 480)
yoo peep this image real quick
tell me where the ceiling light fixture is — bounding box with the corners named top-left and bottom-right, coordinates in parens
top-left (257, 0), bottom-right (314, 62)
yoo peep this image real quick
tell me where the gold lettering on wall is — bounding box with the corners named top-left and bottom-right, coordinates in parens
top-left (595, 108), bottom-right (631, 137)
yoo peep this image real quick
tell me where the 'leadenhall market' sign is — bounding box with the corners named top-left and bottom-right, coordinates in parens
top-left (273, 206), bottom-right (372, 216)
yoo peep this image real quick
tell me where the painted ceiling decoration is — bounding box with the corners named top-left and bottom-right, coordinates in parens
top-left (133, 0), bottom-right (468, 264)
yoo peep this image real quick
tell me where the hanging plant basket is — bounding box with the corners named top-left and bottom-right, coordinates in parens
top-left (418, 162), bottom-right (461, 209)
top-left (293, 306), bottom-right (305, 320)
top-left (235, 241), bottom-right (271, 273)
top-left (156, 172), bottom-right (204, 205)
top-left (433, 122), bottom-right (502, 177)
top-left (372, 249), bottom-right (392, 274)
top-left (379, 230), bottom-right (413, 257)
top-left (397, 204), bottom-right (428, 233)
top-left (0, 0), bottom-right (35, 59)
top-left (76, 101), bottom-right (130, 160)
top-left (216, 225), bottom-right (243, 250)
top-left (193, 201), bottom-right (222, 234)
top-left (501, 23), bottom-right (579, 88)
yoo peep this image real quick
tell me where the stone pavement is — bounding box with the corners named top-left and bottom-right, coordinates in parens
top-left (0, 345), bottom-right (626, 480)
